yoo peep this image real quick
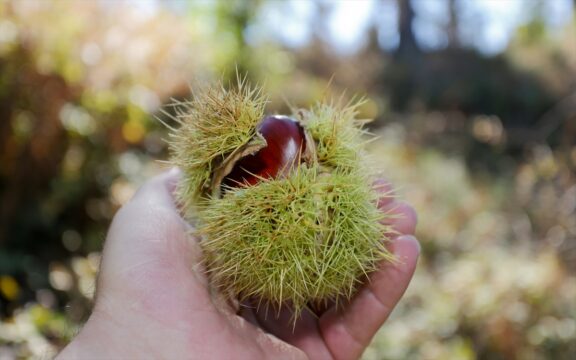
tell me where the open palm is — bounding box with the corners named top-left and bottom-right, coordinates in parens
top-left (58, 169), bottom-right (419, 360)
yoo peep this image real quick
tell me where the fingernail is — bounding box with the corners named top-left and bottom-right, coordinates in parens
top-left (397, 235), bottom-right (421, 254)
top-left (168, 166), bottom-right (181, 176)
top-left (165, 167), bottom-right (181, 193)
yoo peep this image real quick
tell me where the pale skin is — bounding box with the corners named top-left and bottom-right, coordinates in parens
top-left (58, 168), bottom-right (419, 360)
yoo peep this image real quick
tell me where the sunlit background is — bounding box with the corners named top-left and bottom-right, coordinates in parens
top-left (0, 0), bottom-right (575, 358)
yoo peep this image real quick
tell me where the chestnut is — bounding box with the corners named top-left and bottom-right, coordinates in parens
top-left (223, 115), bottom-right (306, 188)
top-left (168, 82), bottom-right (393, 324)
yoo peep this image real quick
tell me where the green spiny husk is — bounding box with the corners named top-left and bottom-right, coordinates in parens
top-left (200, 165), bottom-right (393, 314)
top-left (298, 100), bottom-right (370, 172)
top-left (168, 81), bottom-right (394, 320)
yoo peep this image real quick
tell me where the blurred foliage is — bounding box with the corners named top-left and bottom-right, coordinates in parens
top-left (0, 0), bottom-right (575, 359)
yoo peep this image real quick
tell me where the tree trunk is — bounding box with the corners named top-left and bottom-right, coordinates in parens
top-left (395, 0), bottom-right (419, 60)
top-left (447, 0), bottom-right (460, 48)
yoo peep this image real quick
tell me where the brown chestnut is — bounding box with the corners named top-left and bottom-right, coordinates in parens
top-left (223, 115), bottom-right (306, 188)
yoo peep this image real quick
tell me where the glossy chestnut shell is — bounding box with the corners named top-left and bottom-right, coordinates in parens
top-left (223, 115), bottom-right (306, 188)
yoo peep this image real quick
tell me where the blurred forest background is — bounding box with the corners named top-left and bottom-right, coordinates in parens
top-left (0, 0), bottom-right (575, 359)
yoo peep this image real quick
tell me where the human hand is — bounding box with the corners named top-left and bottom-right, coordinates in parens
top-left (57, 169), bottom-right (419, 360)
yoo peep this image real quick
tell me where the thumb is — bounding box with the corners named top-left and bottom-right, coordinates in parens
top-left (95, 168), bottom-right (210, 314)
